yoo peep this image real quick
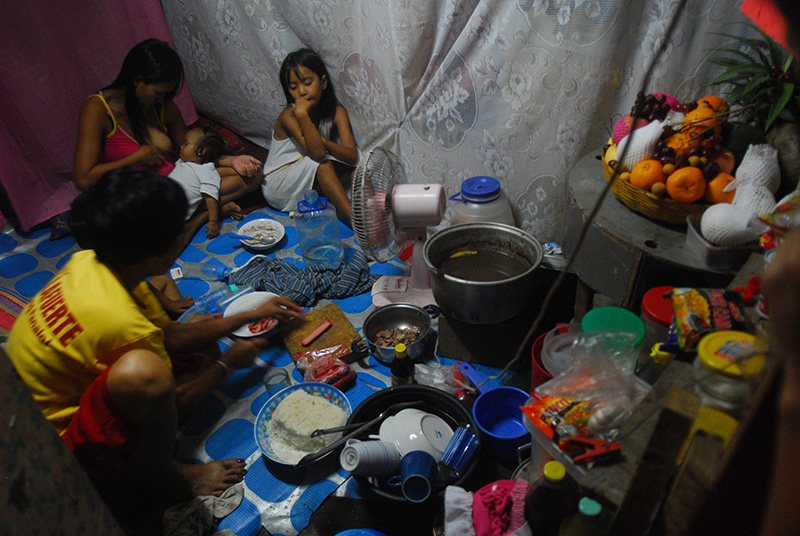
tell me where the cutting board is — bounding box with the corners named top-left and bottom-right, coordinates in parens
top-left (279, 302), bottom-right (361, 359)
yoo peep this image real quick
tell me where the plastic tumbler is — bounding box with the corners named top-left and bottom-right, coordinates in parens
top-left (437, 425), bottom-right (480, 483)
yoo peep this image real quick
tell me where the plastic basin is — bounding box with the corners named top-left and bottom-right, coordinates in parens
top-left (472, 386), bottom-right (531, 459)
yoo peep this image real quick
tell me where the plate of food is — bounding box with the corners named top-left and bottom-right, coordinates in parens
top-left (254, 382), bottom-right (352, 465)
top-left (238, 218), bottom-right (285, 250)
top-left (224, 291), bottom-right (280, 337)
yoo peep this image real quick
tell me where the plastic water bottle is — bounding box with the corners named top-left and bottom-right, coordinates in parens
top-left (174, 261), bottom-right (231, 281)
top-left (177, 284), bottom-right (250, 323)
top-left (294, 191), bottom-right (344, 269)
top-left (449, 176), bottom-right (515, 227)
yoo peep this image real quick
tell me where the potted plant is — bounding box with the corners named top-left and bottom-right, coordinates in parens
top-left (708, 22), bottom-right (800, 191)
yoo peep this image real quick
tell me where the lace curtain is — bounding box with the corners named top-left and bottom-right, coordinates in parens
top-left (162, 0), bottom-right (751, 243)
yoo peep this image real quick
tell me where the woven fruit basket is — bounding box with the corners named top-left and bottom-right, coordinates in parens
top-left (601, 158), bottom-right (709, 225)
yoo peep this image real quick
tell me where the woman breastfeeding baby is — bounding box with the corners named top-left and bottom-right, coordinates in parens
top-left (72, 38), bottom-right (262, 229)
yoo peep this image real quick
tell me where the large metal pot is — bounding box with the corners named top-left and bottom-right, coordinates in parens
top-left (423, 222), bottom-right (543, 324)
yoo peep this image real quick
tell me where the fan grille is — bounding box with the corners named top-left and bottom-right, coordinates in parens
top-left (351, 148), bottom-right (408, 262)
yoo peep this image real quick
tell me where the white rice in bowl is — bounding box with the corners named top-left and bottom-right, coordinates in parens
top-left (267, 389), bottom-right (347, 464)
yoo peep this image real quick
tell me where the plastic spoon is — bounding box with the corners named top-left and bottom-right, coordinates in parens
top-left (230, 233), bottom-right (278, 246)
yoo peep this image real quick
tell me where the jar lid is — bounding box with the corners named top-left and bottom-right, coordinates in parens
top-left (460, 176), bottom-right (501, 202)
top-left (543, 460), bottom-right (566, 483)
top-left (581, 306), bottom-right (645, 348)
top-left (696, 330), bottom-right (766, 378)
top-left (641, 286), bottom-right (675, 327)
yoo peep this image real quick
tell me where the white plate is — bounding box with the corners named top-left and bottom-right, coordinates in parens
top-left (224, 291), bottom-right (279, 337)
top-left (238, 219), bottom-right (285, 250)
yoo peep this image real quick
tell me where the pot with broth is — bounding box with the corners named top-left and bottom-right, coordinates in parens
top-left (423, 223), bottom-right (543, 324)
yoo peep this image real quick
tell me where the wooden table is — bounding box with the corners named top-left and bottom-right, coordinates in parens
top-left (561, 153), bottom-right (739, 318)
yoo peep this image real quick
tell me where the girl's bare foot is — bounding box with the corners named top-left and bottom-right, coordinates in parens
top-left (172, 458), bottom-right (247, 499)
top-left (221, 202), bottom-right (243, 221)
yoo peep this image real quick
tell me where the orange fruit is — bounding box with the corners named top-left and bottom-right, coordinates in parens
top-left (697, 95), bottom-right (729, 116)
top-left (666, 166), bottom-right (706, 203)
top-left (664, 132), bottom-right (693, 157)
top-left (703, 172), bottom-right (736, 204)
top-left (629, 159), bottom-right (665, 191)
top-left (683, 107), bottom-right (722, 136)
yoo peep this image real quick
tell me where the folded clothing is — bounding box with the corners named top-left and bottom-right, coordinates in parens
top-left (229, 250), bottom-right (379, 306)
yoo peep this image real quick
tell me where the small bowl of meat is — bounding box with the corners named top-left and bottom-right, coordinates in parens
top-left (362, 304), bottom-right (438, 363)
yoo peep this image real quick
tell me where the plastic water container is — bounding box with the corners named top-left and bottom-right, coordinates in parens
top-left (294, 191), bottom-right (344, 269)
top-left (175, 261), bottom-right (230, 281)
top-left (449, 176), bottom-right (515, 226)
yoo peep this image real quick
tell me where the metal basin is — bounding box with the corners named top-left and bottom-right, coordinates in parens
top-left (362, 303), bottom-right (437, 362)
top-left (423, 222), bottom-right (543, 324)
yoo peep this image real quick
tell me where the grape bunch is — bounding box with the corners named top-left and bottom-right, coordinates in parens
top-left (653, 140), bottom-right (676, 166)
top-left (631, 92), bottom-right (672, 122)
top-left (693, 131), bottom-right (724, 158)
top-left (671, 101), bottom-right (698, 114)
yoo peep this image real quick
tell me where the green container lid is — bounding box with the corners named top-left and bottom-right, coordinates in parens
top-left (581, 306), bottom-right (645, 348)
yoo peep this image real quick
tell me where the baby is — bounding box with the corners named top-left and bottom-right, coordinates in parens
top-left (168, 127), bottom-right (227, 238)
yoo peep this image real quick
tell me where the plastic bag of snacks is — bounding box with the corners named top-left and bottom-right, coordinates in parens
top-left (666, 288), bottom-right (754, 352)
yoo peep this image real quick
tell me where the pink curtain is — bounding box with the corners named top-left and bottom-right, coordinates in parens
top-left (0, 0), bottom-right (197, 231)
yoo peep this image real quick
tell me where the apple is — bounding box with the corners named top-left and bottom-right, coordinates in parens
top-left (612, 114), bottom-right (650, 145)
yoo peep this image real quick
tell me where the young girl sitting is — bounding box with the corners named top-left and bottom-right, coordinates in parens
top-left (169, 126), bottom-right (241, 238)
top-left (261, 48), bottom-right (359, 219)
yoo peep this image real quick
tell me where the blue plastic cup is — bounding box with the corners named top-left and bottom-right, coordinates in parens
top-left (387, 450), bottom-right (437, 503)
top-left (437, 426), bottom-right (480, 482)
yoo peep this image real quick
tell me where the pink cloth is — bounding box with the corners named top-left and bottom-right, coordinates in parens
top-left (0, 0), bottom-right (197, 231)
top-left (472, 479), bottom-right (530, 536)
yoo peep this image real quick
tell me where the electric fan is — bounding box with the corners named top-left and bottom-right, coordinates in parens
top-left (351, 147), bottom-right (446, 307)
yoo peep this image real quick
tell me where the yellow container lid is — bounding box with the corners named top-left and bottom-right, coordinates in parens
top-left (696, 331), bottom-right (766, 378)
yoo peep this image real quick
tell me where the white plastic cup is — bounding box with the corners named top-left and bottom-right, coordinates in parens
top-left (340, 439), bottom-right (402, 476)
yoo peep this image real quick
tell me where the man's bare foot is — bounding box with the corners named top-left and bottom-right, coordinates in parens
top-left (172, 458), bottom-right (246, 499)
top-left (221, 202), bottom-right (243, 221)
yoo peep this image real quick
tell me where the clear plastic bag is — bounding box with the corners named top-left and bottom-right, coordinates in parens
top-left (414, 363), bottom-right (460, 394)
top-left (534, 330), bottom-right (650, 438)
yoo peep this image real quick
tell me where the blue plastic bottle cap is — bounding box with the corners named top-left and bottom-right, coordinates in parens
top-left (460, 176), bottom-right (501, 203)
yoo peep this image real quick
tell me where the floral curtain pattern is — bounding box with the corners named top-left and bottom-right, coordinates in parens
top-left (162, 0), bottom-right (751, 243)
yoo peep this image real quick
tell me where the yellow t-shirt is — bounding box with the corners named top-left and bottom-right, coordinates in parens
top-left (6, 250), bottom-right (172, 434)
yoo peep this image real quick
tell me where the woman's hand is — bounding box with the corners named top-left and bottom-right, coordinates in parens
top-left (134, 144), bottom-right (166, 167)
top-left (231, 154), bottom-right (263, 177)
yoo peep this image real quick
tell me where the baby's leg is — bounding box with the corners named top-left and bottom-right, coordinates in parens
top-left (315, 161), bottom-right (352, 219)
top-left (219, 166), bottom-right (261, 206)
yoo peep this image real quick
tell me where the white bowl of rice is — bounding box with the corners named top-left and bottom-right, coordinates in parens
top-left (254, 382), bottom-right (351, 466)
top-left (238, 218), bottom-right (285, 250)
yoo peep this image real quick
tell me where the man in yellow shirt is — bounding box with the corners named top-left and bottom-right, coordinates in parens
top-left (6, 168), bottom-right (303, 521)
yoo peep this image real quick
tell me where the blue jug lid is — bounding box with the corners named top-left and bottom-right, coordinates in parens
top-left (298, 190), bottom-right (328, 213)
top-left (460, 176), bottom-right (501, 202)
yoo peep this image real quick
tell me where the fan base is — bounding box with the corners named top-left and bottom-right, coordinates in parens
top-left (371, 277), bottom-right (437, 308)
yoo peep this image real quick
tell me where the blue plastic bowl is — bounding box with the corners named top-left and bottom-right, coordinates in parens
top-left (472, 386), bottom-right (531, 459)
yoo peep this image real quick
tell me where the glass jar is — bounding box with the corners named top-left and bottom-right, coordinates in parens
top-left (693, 330), bottom-right (766, 417)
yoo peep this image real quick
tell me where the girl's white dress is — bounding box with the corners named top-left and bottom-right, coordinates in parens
top-left (261, 117), bottom-right (356, 212)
